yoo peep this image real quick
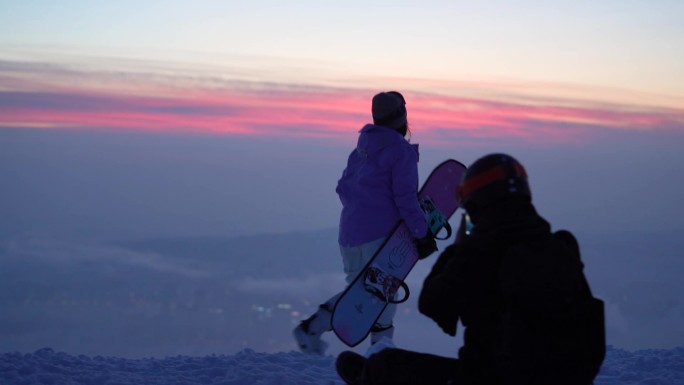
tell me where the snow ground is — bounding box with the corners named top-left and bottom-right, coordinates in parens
top-left (1, 345), bottom-right (682, 385)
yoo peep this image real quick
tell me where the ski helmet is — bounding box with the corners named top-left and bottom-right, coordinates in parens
top-left (372, 91), bottom-right (407, 131)
top-left (458, 153), bottom-right (531, 215)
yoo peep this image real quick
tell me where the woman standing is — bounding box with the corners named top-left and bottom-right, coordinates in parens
top-left (293, 91), bottom-right (437, 355)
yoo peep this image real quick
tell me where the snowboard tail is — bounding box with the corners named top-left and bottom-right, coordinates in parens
top-left (331, 159), bottom-right (467, 347)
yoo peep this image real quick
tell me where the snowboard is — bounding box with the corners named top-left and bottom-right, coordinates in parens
top-left (331, 159), bottom-right (467, 347)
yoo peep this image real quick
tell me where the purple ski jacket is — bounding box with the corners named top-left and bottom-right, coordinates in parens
top-left (337, 124), bottom-right (428, 247)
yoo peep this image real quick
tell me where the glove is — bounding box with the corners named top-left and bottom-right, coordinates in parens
top-left (415, 233), bottom-right (438, 260)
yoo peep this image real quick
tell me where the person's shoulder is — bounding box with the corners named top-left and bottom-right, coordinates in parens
top-left (373, 128), bottom-right (416, 159)
top-left (388, 135), bottom-right (417, 157)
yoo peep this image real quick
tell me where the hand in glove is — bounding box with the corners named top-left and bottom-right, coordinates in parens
top-left (415, 233), bottom-right (438, 260)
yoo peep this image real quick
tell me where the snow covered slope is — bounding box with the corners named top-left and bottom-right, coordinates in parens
top-left (1, 346), bottom-right (683, 385)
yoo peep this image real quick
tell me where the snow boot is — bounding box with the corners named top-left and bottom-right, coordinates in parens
top-left (370, 324), bottom-right (394, 345)
top-left (365, 336), bottom-right (395, 358)
top-left (293, 305), bottom-right (332, 355)
top-left (364, 324), bottom-right (396, 357)
top-left (336, 350), bottom-right (367, 385)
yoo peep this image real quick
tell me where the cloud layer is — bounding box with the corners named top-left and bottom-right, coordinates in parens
top-left (2, 56), bottom-right (682, 147)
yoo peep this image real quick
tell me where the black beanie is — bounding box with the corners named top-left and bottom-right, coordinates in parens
top-left (372, 91), bottom-right (407, 130)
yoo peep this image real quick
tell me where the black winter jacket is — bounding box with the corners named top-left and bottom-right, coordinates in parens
top-left (418, 199), bottom-right (555, 384)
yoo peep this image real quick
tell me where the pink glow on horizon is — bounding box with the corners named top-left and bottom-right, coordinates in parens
top-left (2, 74), bottom-right (683, 147)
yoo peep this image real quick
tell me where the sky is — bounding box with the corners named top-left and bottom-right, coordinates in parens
top-left (1, 1), bottom-right (684, 241)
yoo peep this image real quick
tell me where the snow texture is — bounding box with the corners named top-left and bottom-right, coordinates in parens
top-left (1, 346), bottom-right (683, 385)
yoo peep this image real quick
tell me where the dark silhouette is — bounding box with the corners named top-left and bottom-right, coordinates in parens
top-left (336, 153), bottom-right (605, 385)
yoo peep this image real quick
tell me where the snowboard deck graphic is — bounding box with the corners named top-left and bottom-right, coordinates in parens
top-left (331, 159), bottom-right (467, 347)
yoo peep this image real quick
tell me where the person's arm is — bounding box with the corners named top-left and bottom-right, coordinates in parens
top-left (390, 146), bottom-right (428, 239)
top-left (418, 243), bottom-right (468, 336)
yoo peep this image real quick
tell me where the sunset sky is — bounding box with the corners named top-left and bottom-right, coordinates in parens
top-left (1, 1), bottom-right (683, 240)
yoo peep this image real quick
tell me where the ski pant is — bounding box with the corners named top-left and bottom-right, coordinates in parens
top-left (360, 348), bottom-right (460, 385)
top-left (323, 237), bottom-right (396, 329)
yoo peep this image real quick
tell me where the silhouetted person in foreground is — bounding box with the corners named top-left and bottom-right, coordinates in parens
top-left (336, 153), bottom-right (605, 385)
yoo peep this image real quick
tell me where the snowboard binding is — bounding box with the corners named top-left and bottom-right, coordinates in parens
top-left (363, 264), bottom-right (410, 304)
top-left (420, 196), bottom-right (452, 240)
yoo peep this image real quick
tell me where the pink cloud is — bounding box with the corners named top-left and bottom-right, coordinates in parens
top-left (1, 59), bottom-right (682, 147)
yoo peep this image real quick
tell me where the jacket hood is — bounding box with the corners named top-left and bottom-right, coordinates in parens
top-left (356, 124), bottom-right (407, 156)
